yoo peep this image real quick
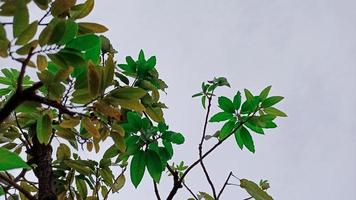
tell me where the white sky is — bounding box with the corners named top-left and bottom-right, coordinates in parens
top-left (2, 0), bottom-right (356, 199)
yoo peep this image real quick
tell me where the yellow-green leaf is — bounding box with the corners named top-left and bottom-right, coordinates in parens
top-left (70, 0), bottom-right (94, 19)
top-left (145, 106), bottom-right (164, 123)
top-left (112, 174), bottom-right (125, 192)
top-left (64, 160), bottom-right (92, 175)
top-left (82, 117), bottom-right (100, 139)
top-left (111, 87), bottom-right (147, 100)
top-left (116, 99), bottom-right (145, 112)
top-left (13, 5), bottom-right (29, 37)
top-left (78, 22), bottom-right (108, 33)
top-left (94, 101), bottom-right (121, 120)
top-left (16, 21), bottom-right (38, 45)
top-left (56, 143), bottom-right (71, 161)
top-left (16, 40), bottom-right (38, 55)
top-left (59, 116), bottom-right (80, 128)
top-left (88, 61), bottom-right (100, 97)
top-left (34, 0), bottom-right (50, 10)
top-left (51, 0), bottom-right (76, 16)
top-left (36, 114), bottom-right (52, 144)
top-left (36, 55), bottom-right (48, 71)
top-left (240, 179), bottom-right (273, 200)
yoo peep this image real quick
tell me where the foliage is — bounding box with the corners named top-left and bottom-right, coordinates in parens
top-left (0, 1), bottom-right (286, 200)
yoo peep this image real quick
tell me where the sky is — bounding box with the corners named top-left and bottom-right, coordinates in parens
top-left (2, 0), bottom-right (356, 199)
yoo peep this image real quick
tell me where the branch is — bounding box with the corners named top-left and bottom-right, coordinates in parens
top-left (183, 181), bottom-right (198, 200)
top-left (0, 173), bottom-right (35, 200)
top-left (166, 109), bottom-right (260, 200)
top-left (103, 167), bottom-right (126, 200)
top-left (17, 47), bottom-right (34, 92)
top-left (153, 181), bottom-right (162, 200)
top-left (28, 95), bottom-right (77, 116)
top-left (217, 172), bottom-right (233, 199)
top-left (198, 96), bottom-right (217, 198)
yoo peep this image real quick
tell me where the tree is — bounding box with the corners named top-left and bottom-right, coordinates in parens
top-left (0, 1), bottom-right (286, 200)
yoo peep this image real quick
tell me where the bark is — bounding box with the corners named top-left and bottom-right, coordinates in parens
top-left (29, 135), bottom-right (57, 200)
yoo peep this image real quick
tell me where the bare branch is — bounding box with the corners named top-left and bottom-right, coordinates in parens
top-left (183, 181), bottom-right (198, 200)
top-left (217, 172), bottom-right (233, 199)
top-left (0, 173), bottom-right (35, 200)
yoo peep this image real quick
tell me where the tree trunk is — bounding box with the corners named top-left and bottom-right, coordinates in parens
top-left (30, 136), bottom-right (57, 200)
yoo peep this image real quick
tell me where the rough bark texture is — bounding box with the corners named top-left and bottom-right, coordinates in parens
top-left (29, 136), bottom-right (57, 200)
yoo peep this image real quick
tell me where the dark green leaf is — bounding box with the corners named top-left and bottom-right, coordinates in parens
top-left (218, 96), bottom-right (235, 113)
top-left (244, 89), bottom-right (254, 102)
top-left (240, 126), bottom-right (255, 153)
top-left (219, 119), bottom-right (236, 139)
top-left (58, 20), bottom-right (78, 45)
top-left (234, 128), bottom-right (244, 149)
top-left (209, 112), bottom-right (233, 122)
top-left (130, 151), bottom-right (146, 188)
top-left (261, 96), bottom-right (284, 108)
top-left (169, 132), bottom-right (185, 145)
top-left (127, 112), bottom-right (142, 130)
top-left (145, 150), bottom-right (162, 182)
top-left (233, 91), bottom-right (241, 110)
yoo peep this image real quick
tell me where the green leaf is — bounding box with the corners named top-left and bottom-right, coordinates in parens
top-left (15, 21), bottom-right (38, 45)
top-left (245, 122), bottom-right (264, 134)
top-left (145, 56), bottom-right (156, 71)
top-left (0, 147), bottom-right (29, 171)
top-left (234, 128), bottom-right (244, 149)
top-left (240, 179), bottom-right (273, 200)
top-left (48, 18), bottom-right (66, 44)
top-left (58, 19), bottom-right (78, 45)
top-left (145, 150), bottom-right (163, 182)
top-left (111, 87), bottom-right (147, 100)
top-left (138, 49), bottom-right (145, 62)
top-left (13, 4), bottom-right (29, 37)
top-left (259, 86), bottom-right (271, 101)
top-left (130, 150), bottom-right (146, 188)
top-left (244, 89), bottom-right (254, 102)
top-left (233, 91), bottom-right (241, 110)
top-left (0, 186), bottom-right (4, 196)
top-left (103, 145), bottom-right (120, 159)
top-left (261, 96), bottom-right (284, 108)
top-left (75, 176), bottom-right (88, 198)
top-left (219, 119), bottom-right (236, 139)
top-left (168, 132), bottom-right (185, 144)
top-left (112, 174), bottom-right (125, 192)
top-left (240, 126), bottom-right (255, 153)
top-left (36, 114), bottom-right (52, 144)
top-left (264, 107), bottom-right (287, 117)
top-left (209, 112), bottom-right (233, 122)
top-left (66, 34), bottom-right (100, 51)
top-left (201, 96), bottom-right (206, 109)
top-left (218, 96), bottom-right (235, 113)
top-left (127, 112), bottom-right (142, 130)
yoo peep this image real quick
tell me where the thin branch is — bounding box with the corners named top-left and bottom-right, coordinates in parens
top-left (242, 197), bottom-right (253, 200)
top-left (217, 172), bottom-right (233, 199)
top-left (17, 47), bottom-right (34, 92)
top-left (28, 95), bottom-right (77, 116)
top-left (182, 181), bottom-right (198, 200)
top-left (198, 95), bottom-right (217, 198)
top-left (166, 109), bottom-right (260, 200)
top-left (153, 181), bottom-right (162, 200)
top-left (38, 10), bottom-right (51, 25)
top-left (14, 112), bottom-right (31, 150)
top-left (0, 173), bottom-right (35, 200)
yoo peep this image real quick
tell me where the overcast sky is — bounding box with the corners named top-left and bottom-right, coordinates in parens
top-left (3, 0), bottom-right (356, 199)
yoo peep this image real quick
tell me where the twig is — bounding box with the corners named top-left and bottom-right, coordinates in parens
top-left (217, 172), bottom-right (233, 199)
top-left (153, 181), bottom-right (162, 200)
top-left (198, 95), bottom-right (217, 198)
top-left (182, 181), bottom-right (198, 200)
top-left (14, 112), bottom-right (31, 150)
top-left (17, 47), bottom-right (34, 92)
top-left (38, 10), bottom-right (51, 25)
top-left (0, 173), bottom-right (35, 200)
top-left (166, 109), bottom-right (260, 200)
top-left (28, 95), bottom-right (77, 116)
top-left (103, 167), bottom-right (126, 200)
